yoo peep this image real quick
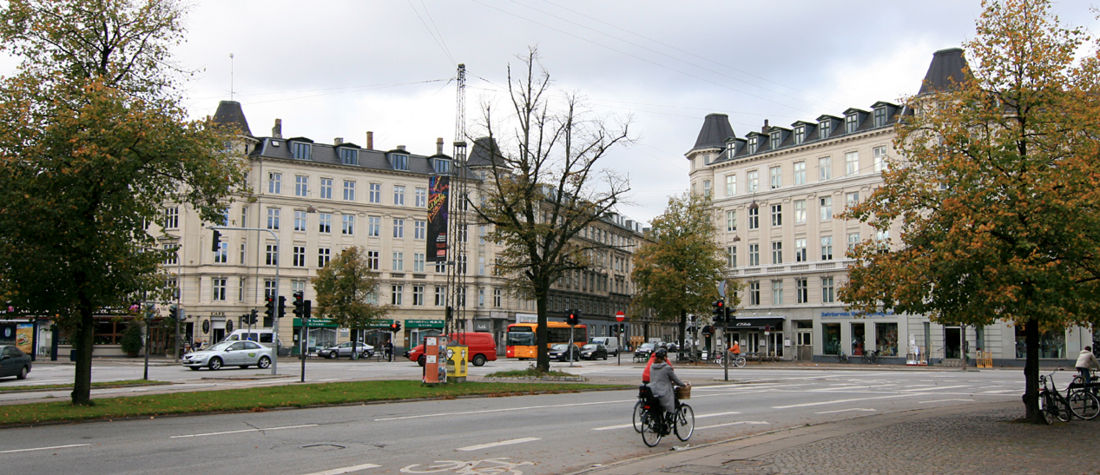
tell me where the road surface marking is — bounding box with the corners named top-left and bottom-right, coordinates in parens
top-left (301, 463), bottom-right (382, 475)
top-left (772, 393), bottom-right (916, 409)
top-left (0, 443), bottom-right (90, 454)
top-left (981, 389), bottom-right (1018, 394)
top-left (816, 408), bottom-right (877, 414)
top-left (592, 423), bottom-right (635, 431)
top-left (698, 421), bottom-right (769, 430)
top-left (457, 437), bottom-right (541, 452)
top-left (171, 424), bottom-right (318, 439)
top-left (375, 399), bottom-right (632, 421)
top-left (901, 385), bottom-right (970, 392)
top-left (919, 398), bottom-right (974, 404)
top-left (590, 410), bottom-right (741, 431)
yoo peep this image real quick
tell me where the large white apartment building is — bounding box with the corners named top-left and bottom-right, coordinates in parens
top-left (687, 48), bottom-right (1094, 366)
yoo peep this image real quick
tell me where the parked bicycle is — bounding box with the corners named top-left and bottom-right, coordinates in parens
top-left (1038, 370), bottom-right (1081, 423)
top-left (638, 384), bottom-right (694, 447)
top-left (1065, 373), bottom-right (1100, 420)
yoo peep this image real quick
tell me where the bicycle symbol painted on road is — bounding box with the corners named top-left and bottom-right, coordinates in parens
top-left (400, 457), bottom-right (535, 474)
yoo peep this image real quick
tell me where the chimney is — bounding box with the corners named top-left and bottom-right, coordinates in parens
top-left (334, 137), bottom-right (343, 145)
top-left (396, 145), bottom-right (406, 151)
top-left (366, 131), bottom-right (373, 149)
top-left (272, 118), bottom-right (282, 138)
top-left (762, 119), bottom-right (770, 134)
top-left (436, 137), bottom-right (444, 155)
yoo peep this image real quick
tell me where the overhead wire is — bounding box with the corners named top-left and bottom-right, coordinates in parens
top-left (407, 0), bottom-right (456, 65)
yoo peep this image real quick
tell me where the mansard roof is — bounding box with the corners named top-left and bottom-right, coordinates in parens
top-left (690, 113), bottom-right (736, 153)
top-left (918, 48), bottom-right (971, 95)
top-left (212, 100), bottom-right (252, 136)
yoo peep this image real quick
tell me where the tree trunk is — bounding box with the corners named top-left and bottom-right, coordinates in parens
top-left (535, 292), bottom-right (549, 372)
top-left (71, 297), bottom-right (95, 406)
top-left (1022, 318), bottom-right (1042, 423)
top-left (678, 309), bottom-right (687, 361)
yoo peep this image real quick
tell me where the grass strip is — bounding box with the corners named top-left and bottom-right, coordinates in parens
top-left (486, 368), bottom-right (578, 378)
top-left (0, 380), bottom-right (624, 426)
top-left (0, 379), bottom-right (170, 393)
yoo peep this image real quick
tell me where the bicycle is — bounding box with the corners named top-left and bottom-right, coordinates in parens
top-left (1065, 373), bottom-right (1100, 420)
top-left (712, 352), bottom-right (746, 368)
top-left (639, 385), bottom-right (694, 447)
top-left (1038, 370), bottom-right (1074, 423)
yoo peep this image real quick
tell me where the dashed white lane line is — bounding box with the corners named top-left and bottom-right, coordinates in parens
top-left (816, 408), bottom-right (877, 414)
top-left (0, 444), bottom-right (90, 454)
top-left (592, 411), bottom-right (742, 431)
top-left (697, 421), bottom-right (770, 430)
top-left (901, 384), bottom-right (970, 392)
top-left (919, 398), bottom-right (974, 404)
top-left (772, 393), bottom-right (917, 409)
top-left (300, 463), bottom-right (382, 475)
top-left (375, 399), bottom-right (632, 421)
top-left (981, 389), bottom-right (1019, 394)
top-left (170, 424), bottom-right (318, 439)
top-left (457, 437), bottom-right (541, 452)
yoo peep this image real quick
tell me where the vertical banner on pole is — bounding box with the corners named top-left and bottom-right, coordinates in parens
top-left (427, 176), bottom-right (450, 262)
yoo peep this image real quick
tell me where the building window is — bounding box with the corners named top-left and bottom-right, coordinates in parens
top-left (292, 279), bottom-right (306, 295)
top-left (212, 277), bottom-right (227, 301)
top-left (391, 284), bottom-right (403, 305)
top-left (727, 245), bottom-right (736, 268)
top-left (846, 191), bottom-right (860, 210)
top-left (770, 131), bottom-right (782, 150)
top-left (772, 279), bottom-right (783, 305)
top-left (391, 154), bottom-right (408, 170)
top-left (821, 236), bottom-right (834, 260)
top-left (294, 210), bottom-right (307, 232)
top-left (771, 241), bottom-right (783, 264)
top-left (295, 175), bottom-right (308, 197)
top-left (318, 213), bottom-right (331, 233)
top-left (820, 196), bottom-right (832, 222)
top-left (819, 119), bottom-right (831, 139)
top-left (796, 277), bottom-right (808, 303)
top-left (343, 180), bottom-right (356, 201)
top-left (268, 172), bottom-right (281, 194)
top-left (368, 216), bottom-right (381, 237)
top-left (293, 246), bottom-right (306, 267)
top-left (873, 107), bottom-right (888, 128)
top-left (822, 277), bottom-right (835, 303)
top-left (494, 288), bottom-right (502, 307)
top-left (749, 281), bottom-right (760, 305)
top-left (794, 199), bottom-right (806, 224)
top-left (369, 183), bottom-right (381, 203)
top-left (819, 156), bottom-right (831, 181)
top-left (214, 242), bottom-right (228, 264)
top-left (748, 206), bottom-right (759, 229)
top-left (413, 252), bottom-right (425, 272)
top-left (264, 279), bottom-right (276, 299)
top-left (320, 178), bottom-right (332, 199)
top-left (748, 243), bottom-right (760, 266)
top-left (412, 285), bottom-right (424, 306)
top-left (317, 248), bottom-right (330, 267)
top-left (414, 219), bottom-right (426, 240)
top-left (164, 206), bottom-right (179, 228)
top-left (794, 126), bottom-right (805, 145)
top-left (725, 174), bottom-right (737, 196)
top-left (356, 250), bottom-right (374, 270)
top-left (291, 141), bottom-right (311, 159)
top-left (845, 151), bottom-right (859, 176)
top-left (340, 148), bottom-right (358, 165)
top-left (240, 242), bottom-right (246, 264)
top-left (848, 232), bottom-right (861, 251)
top-left (393, 218), bottom-right (405, 238)
top-left (770, 204), bottom-right (782, 227)
top-left (702, 180), bottom-right (711, 198)
top-left (748, 136), bottom-right (758, 154)
top-left (747, 170), bottom-right (759, 192)
top-left (792, 161), bottom-right (806, 186)
top-left (769, 166), bottom-right (781, 189)
top-left (415, 187), bottom-right (427, 208)
top-left (845, 113), bottom-right (858, 133)
top-left (236, 277), bottom-right (244, 302)
top-left (266, 207), bottom-right (280, 230)
top-left (265, 244), bottom-right (278, 266)
top-left (726, 210), bottom-right (736, 232)
top-left (435, 286), bottom-right (446, 306)
top-left (435, 261), bottom-right (446, 273)
top-left (392, 251), bottom-right (404, 271)
top-left (795, 238), bottom-right (807, 262)
top-left (434, 159), bottom-right (451, 174)
top-left (393, 185), bottom-right (406, 205)
top-left (164, 244), bottom-right (178, 265)
top-left (341, 215), bottom-right (354, 235)
top-left (873, 146), bottom-right (887, 173)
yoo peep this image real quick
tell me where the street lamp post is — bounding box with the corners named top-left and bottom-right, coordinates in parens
top-left (213, 225), bottom-right (280, 375)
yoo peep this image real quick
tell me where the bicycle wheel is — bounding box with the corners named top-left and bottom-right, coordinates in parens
top-left (632, 400), bottom-right (644, 433)
top-left (640, 411), bottom-right (662, 447)
top-left (1054, 394), bottom-right (1072, 422)
top-left (1039, 392), bottom-right (1055, 425)
top-left (734, 356), bottom-right (746, 368)
top-left (1069, 390), bottom-right (1100, 420)
top-left (674, 404), bottom-right (695, 441)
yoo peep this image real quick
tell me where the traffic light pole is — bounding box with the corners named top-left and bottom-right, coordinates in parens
top-left (213, 225), bottom-right (280, 375)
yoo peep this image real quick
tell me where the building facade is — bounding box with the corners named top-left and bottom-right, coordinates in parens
top-left (687, 48), bottom-right (1094, 366)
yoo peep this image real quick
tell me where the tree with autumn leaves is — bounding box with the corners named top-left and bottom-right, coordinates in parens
top-left (0, 0), bottom-right (245, 405)
top-left (842, 0), bottom-right (1100, 423)
top-left (312, 247), bottom-right (391, 358)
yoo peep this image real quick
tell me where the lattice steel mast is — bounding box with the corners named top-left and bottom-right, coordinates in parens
top-left (446, 64), bottom-right (468, 337)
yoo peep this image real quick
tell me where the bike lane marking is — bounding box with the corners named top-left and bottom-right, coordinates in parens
top-left (374, 399), bottom-right (633, 421)
top-left (457, 437), bottom-right (541, 452)
top-left (0, 443), bottom-right (90, 454)
top-left (591, 411), bottom-right (742, 431)
top-left (301, 463), bottom-right (382, 475)
top-left (170, 424), bottom-right (318, 439)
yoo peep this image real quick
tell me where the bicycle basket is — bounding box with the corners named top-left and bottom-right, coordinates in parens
top-left (674, 385), bottom-right (691, 400)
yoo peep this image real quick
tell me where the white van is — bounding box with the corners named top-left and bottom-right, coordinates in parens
top-left (589, 336), bottom-right (621, 356)
top-left (224, 329), bottom-right (277, 346)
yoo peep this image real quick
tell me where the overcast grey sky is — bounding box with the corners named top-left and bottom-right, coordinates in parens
top-left (9, 1), bottom-right (1100, 224)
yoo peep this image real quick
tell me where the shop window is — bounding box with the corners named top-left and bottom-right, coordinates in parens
top-left (822, 323), bottom-right (840, 355)
top-left (1014, 325), bottom-right (1066, 359)
top-left (851, 323), bottom-right (866, 355)
top-left (875, 322), bottom-right (898, 356)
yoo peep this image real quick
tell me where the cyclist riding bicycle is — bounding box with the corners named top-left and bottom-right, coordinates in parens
top-left (1076, 345), bottom-right (1100, 384)
top-left (729, 341), bottom-right (741, 357)
top-left (648, 348), bottom-right (685, 432)
top-left (642, 347), bottom-right (672, 383)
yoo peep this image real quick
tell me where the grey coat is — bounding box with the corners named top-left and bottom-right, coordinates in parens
top-left (649, 362), bottom-right (684, 413)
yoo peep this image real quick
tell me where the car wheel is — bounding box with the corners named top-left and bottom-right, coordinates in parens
top-left (472, 354), bottom-right (487, 367)
top-left (258, 356), bottom-right (271, 369)
top-left (603, 353), bottom-right (608, 360)
top-left (17, 366), bottom-right (28, 380)
top-left (208, 357), bottom-right (223, 370)
top-left (418, 355), bottom-right (426, 367)
top-left (327, 352), bottom-right (337, 359)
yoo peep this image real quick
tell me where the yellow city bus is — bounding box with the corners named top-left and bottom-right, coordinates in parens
top-left (505, 322), bottom-right (588, 359)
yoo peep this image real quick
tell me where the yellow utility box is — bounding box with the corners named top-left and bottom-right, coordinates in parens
top-left (446, 345), bottom-right (468, 382)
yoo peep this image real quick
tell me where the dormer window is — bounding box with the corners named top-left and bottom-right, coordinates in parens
top-left (794, 126), bottom-right (805, 145)
top-left (291, 141), bottom-right (311, 160)
top-left (819, 120), bottom-right (831, 139)
top-left (433, 158), bottom-right (452, 174)
top-left (845, 114), bottom-right (859, 134)
top-left (392, 153), bottom-right (408, 170)
top-left (339, 148), bottom-right (358, 165)
top-left (748, 136), bottom-right (758, 154)
top-left (726, 141), bottom-right (735, 158)
top-left (873, 107), bottom-right (888, 128)
top-left (770, 131), bottom-right (782, 150)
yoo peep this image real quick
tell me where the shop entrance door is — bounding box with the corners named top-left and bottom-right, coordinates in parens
top-left (944, 327), bottom-right (961, 359)
top-left (797, 330), bottom-right (812, 360)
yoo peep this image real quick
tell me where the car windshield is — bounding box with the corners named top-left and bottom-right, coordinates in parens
top-left (207, 341), bottom-right (233, 351)
top-left (550, 344), bottom-right (567, 351)
top-left (582, 344), bottom-right (597, 350)
top-left (639, 343), bottom-right (654, 351)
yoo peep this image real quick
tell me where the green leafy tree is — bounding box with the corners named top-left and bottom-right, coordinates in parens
top-left (312, 247), bottom-right (390, 357)
top-left (0, 0), bottom-right (246, 405)
top-left (473, 48), bottom-right (631, 372)
top-left (841, 0), bottom-right (1100, 422)
top-left (631, 193), bottom-right (730, 352)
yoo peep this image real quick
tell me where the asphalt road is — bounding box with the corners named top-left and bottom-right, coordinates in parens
top-left (0, 358), bottom-right (1025, 474)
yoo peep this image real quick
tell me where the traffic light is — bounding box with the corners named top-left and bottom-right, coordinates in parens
top-left (248, 309), bottom-right (258, 325)
top-left (277, 295), bottom-right (287, 318)
top-left (211, 230), bottom-right (222, 252)
top-left (390, 321), bottom-right (402, 333)
top-left (169, 304), bottom-right (179, 320)
top-left (713, 299), bottom-right (725, 322)
top-left (567, 310), bottom-right (580, 326)
top-left (292, 291), bottom-right (305, 317)
top-left (264, 296), bottom-right (275, 320)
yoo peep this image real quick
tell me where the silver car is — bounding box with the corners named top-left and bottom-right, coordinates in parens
top-left (317, 341), bottom-right (374, 359)
top-left (181, 340), bottom-right (273, 370)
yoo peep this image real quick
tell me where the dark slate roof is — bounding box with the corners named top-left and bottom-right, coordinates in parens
top-left (212, 100), bottom-right (252, 136)
top-left (918, 48), bottom-right (971, 95)
top-left (249, 137), bottom-right (438, 176)
top-left (690, 113), bottom-right (735, 152)
top-left (467, 137), bottom-right (505, 168)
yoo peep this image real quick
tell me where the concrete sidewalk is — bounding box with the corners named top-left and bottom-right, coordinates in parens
top-left (576, 401), bottom-right (1100, 474)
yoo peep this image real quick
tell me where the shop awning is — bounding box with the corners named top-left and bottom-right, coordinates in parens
top-left (729, 317), bottom-right (785, 330)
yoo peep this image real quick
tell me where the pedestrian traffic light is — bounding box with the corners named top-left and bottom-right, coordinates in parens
top-left (713, 299), bottom-right (725, 322)
top-left (292, 291), bottom-right (305, 317)
top-left (390, 321), bottom-right (401, 333)
top-left (567, 310), bottom-right (580, 326)
top-left (277, 295), bottom-right (286, 318)
top-left (211, 230), bottom-right (222, 252)
top-left (264, 297), bottom-right (275, 320)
